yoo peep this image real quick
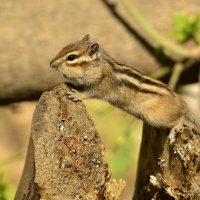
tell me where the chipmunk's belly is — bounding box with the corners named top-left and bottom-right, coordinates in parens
top-left (128, 95), bottom-right (185, 128)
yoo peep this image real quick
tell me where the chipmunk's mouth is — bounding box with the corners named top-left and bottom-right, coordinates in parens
top-left (62, 71), bottom-right (80, 79)
top-left (62, 74), bottom-right (73, 82)
top-left (62, 73), bottom-right (71, 79)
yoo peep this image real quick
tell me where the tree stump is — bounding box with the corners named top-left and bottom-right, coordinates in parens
top-left (133, 124), bottom-right (200, 200)
top-left (14, 84), bottom-right (125, 200)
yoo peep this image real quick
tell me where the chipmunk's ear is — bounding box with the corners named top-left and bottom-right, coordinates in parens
top-left (82, 33), bottom-right (92, 42)
top-left (88, 43), bottom-right (99, 57)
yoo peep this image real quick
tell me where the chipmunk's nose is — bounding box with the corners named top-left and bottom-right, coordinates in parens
top-left (50, 59), bottom-right (58, 68)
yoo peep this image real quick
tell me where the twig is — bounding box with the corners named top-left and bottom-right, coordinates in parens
top-left (120, 0), bottom-right (200, 61)
top-left (168, 63), bottom-right (184, 90)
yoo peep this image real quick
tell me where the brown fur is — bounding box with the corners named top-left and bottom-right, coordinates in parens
top-left (50, 34), bottom-right (199, 130)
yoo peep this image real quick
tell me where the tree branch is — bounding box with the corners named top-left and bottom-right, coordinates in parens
top-left (168, 63), bottom-right (184, 90)
top-left (120, 0), bottom-right (200, 61)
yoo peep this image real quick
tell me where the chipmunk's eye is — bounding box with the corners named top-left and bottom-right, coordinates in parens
top-left (66, 54), bottom-right (78, 61)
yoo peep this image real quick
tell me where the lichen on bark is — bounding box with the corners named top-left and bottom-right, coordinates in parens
top-left (134, 124), bottom-right (200, 200)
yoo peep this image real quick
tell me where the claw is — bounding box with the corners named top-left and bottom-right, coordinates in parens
top-left (71, 88), bottom-right (79, 93)
top-left (66, 89), bottom-right (83, 102)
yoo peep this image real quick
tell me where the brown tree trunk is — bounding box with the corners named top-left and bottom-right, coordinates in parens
top-left (14, 84), bottom-right (125, 200)
top-left (133, 124), bottom-right (200, 200)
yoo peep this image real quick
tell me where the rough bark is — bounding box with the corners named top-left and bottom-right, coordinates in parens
top-left (133, 124), bottom-right (200, 200)
top-left (14, 84), bottom-right (125, 200)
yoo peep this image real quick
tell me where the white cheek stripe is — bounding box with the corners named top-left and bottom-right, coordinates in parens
top-left (66, 51), bottom-right (80, 57)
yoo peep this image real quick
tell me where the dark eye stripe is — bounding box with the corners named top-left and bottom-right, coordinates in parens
top-left (66, 54), bottom-right (78, 61)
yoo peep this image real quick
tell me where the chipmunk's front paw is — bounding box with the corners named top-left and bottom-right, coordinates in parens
top-left (66, 89), bottom-right (85, 102)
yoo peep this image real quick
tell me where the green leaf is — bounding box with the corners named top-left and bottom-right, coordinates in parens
top-left (171, 12), bottom-right (200, 44)
top-left (171, 13), bottom-right (192, 42)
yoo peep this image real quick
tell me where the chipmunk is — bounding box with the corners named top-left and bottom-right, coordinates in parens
top-left (50, 34), bottom-right (199, 141)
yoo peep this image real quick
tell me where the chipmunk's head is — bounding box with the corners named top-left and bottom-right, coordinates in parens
top-left (50, 34), bottom-right (105, 87)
